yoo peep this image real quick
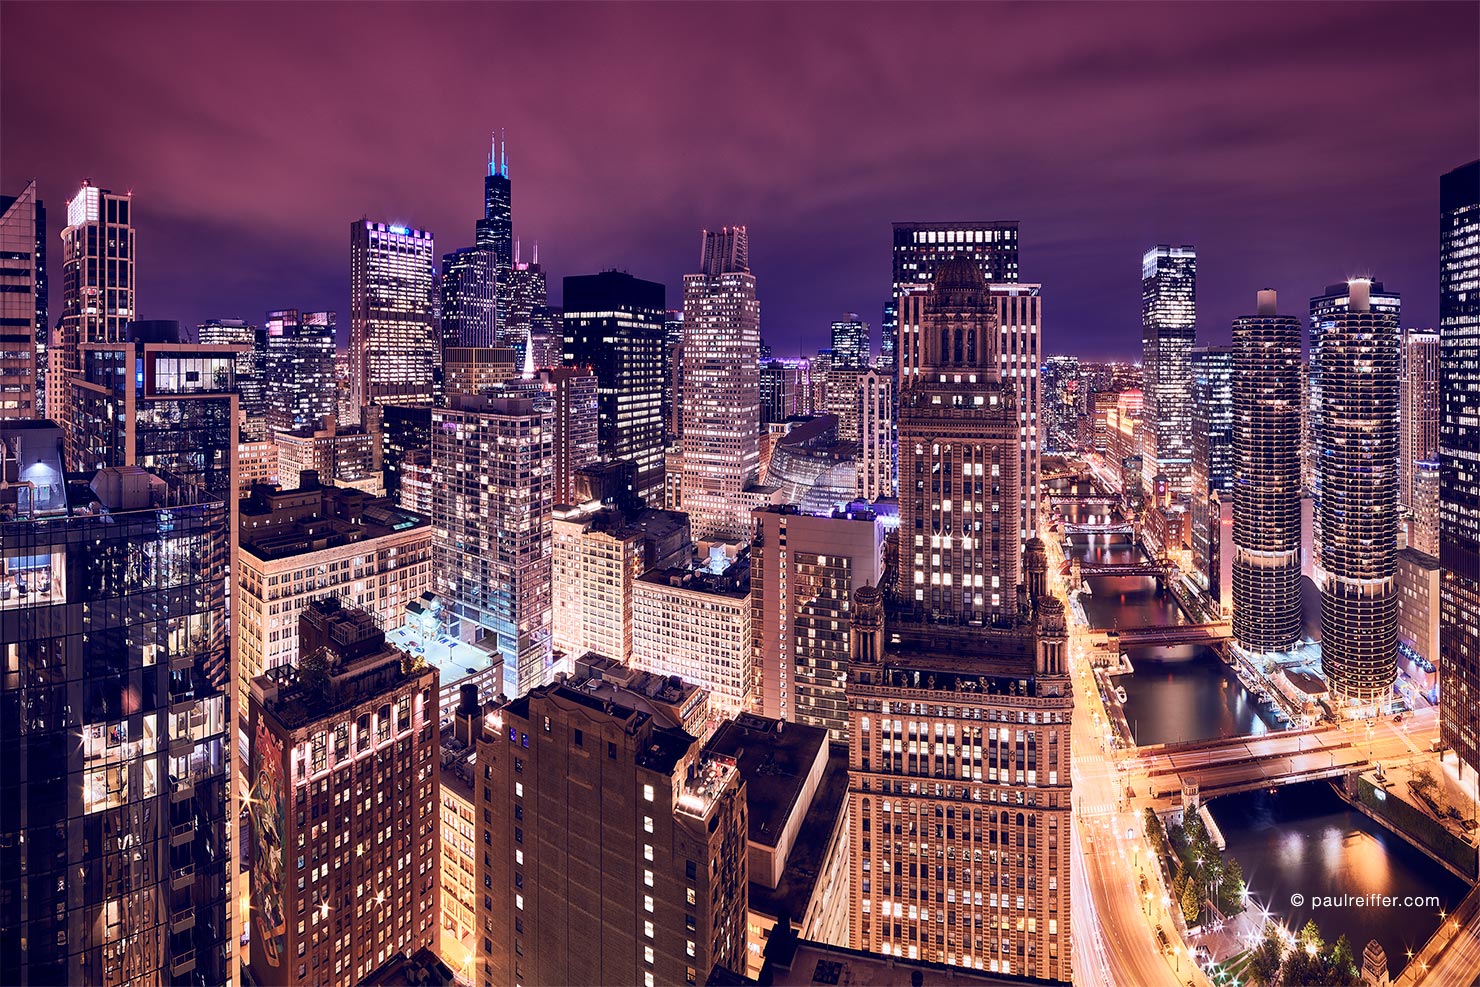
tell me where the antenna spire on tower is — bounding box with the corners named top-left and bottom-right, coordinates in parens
top-left (500, 128), bottom-right (507, 176)
top-left (489, 130), bottom-right (497, 176)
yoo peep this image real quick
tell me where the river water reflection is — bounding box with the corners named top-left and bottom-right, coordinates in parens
top-left (1212, 782), bottom-right (1468, 975)
top-left (1052, 477), bottom-right (1460, 973)
top-left (1065, 532), bottom-right (1276, 745)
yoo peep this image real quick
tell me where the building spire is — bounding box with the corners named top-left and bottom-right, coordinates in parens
top-left (489, 128), bottom-right (509, 177)
top-left (532, 240), bottom-right (538, 266)
top-left (514, 238), bottom-right (521, 265)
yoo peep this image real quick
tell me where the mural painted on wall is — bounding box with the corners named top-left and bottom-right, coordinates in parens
top-left (250, 722), bottom-right (287, 968)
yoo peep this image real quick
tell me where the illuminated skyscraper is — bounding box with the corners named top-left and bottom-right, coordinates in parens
top-left (847, 263), bottom-right (1073, 984)
top-left (198, 317), bottom-right (266, 436)
top-left (1318, 279), bottom-right (1400, 708)
top-left (562, 271), bottom-right (668, 501)
top-left (897, 259), bottom-right (1022, 622)
top-left (1, 429), bottom-right (234, 987)
top-left (1192, 346), bottom-right (1235, 496)
top-left (759, 360), bottom-right (802, 426)
top-left (1191, 345), bottom-right (1235, 582)
top-left (68, 321), bottom-right (243, 573)
top-left (262, 308), bottom-right (337, 431)
top-left (663, 310), bottom-right (684, 438)
top-left (534, 366), bottom-right (600, 507)
top-left (681, 227), bottom-right (761, 541)
top-left (53, 182), bottom-right (135, 466)
top-left (439, 246), bottom-right (499, 350)
top-left (501, 243), bottom-right (547, 358)
top-left (349, 220), bottom-right (437, 420)
top-left (475, 130), bottom-right (513, 268)
top-left (1231, 291), bottom-right (1303, 656)
top-left (432, 390), bottom-right (553, 698)
top-left (856, 367), bottom-right (895, 501)
top-left (1141, 245), bottom-right (1197, 498)
top-left (830, 312), bottom-right (870, 368)
top-left (823, 364), bottom-right (867, 442)
top-left (1439, 159), bottom-right (1480, 770)
top-left (1040, 355), bottom-right (1081, 453)
top-left (1308, 279), bottom-right (1402, 572)
top-left (888, 221), bottom-right (1019, 372)
top-left (899, 283), bottom-right (1042, 542)
top-left (1400, 328), bottom-right (1440, 519)
top-left (0, 183), bottom-right (44, 419)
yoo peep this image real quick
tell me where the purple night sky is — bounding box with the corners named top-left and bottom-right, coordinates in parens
top-left (3, 2), bottom-right (1476, 359)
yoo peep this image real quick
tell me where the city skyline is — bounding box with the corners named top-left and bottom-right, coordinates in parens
top-left (3, 3), bottom-right (1476, 358)
top-left (4, 4), bottom-right (1479, 986)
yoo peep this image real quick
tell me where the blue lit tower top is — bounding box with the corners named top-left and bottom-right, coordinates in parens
top-left (476, 129), bottom-right (513, 267)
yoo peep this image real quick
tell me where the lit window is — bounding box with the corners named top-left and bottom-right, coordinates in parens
top-left (644, 816), bottom-right (654, 834)
top-left (644, 946), bottom-right (655, 964)
top-left (644, 895), bottom-right (654, 913)
top-left (643, 784), bottom-right (654, 802)
top-left (644, 920), bottom-right (654, 939)
top-left (644, 869), bottom-right (655, 887)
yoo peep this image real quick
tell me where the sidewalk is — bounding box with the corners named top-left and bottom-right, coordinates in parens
top-left (1190, 906), bottom-right (1265, 964)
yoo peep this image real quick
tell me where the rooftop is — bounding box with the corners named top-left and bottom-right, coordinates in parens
top-left (749, 927), bottom-right (1064, 987)
top-left (745, 753), bottom-right (848, 924)
top-left (567, 653), bottom-right (706, 730)
top-left (705, 714), bottom-right (828, 850)
top-left (438, 726), bottom-right (477, 802)
top-left (360, 946), bottom-right (456, 986)
top-left (675, 750), bottom-right (741, 821)
top-left (639, 550), bottom-right (751, 600)
top-left (872, 612), bottom-right (1046, 697)
top-left (387, 624), bottom-right (500, 687)
top-left (1398, 546), bottom-right (1442, 570)
top-left (253, 600), bottom-right (427, 730)
top-left (240, 477), bottom-right (428, 561)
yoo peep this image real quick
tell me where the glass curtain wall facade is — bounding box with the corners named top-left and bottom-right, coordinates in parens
top-left (1439, 161), bottom-right (1480, 768)
top-left (1, 437), bottom-right (232, 987)
top-left (349, 221), bottom-right (436, 421)
top-left (562, 271), bottom-right (667, 502)
top-left (1140, 245), bottom-right (1197, 497)
top-left (680, 227), bottom-right (761, 541)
